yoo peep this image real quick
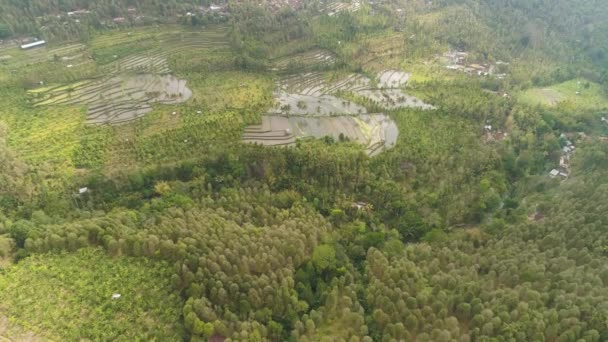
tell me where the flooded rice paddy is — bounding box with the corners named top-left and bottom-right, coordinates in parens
top-left (243, 114), bottom-right (398, 156)
top-left (29, 74), bottom-right (192, 125)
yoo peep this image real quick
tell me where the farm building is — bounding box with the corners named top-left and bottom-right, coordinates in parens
top-left (549, 168), bottom-right (568, 179)
top-left (20, 40), bottom-right (46, 50)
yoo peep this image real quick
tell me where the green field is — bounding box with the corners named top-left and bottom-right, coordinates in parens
top-left (518, 79), bottom-right (608, 110)
top-left (0, 248), bottom-right (183, 340)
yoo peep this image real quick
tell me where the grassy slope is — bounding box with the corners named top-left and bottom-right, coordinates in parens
top-left (0, 248), bottom-right (184, 341)
top-left (518, 79), bottom-right (608, 110)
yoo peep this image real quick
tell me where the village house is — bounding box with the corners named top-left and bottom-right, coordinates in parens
top-left (67, 9), bottom-right (90, 16)
top-left (443, 51), bottom-right (468, 65)
top-left (446, 64), bottom-right (464, 71)
top-left (549, 169), bottom-right (568, 179)
top-left (351, 202), bottom-right (372, 213)
top-left (550, 132), bottom-right (577, 179)
top-left (20, 40), bottom-right (46, 50)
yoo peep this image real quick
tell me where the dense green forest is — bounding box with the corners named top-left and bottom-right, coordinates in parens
top-left (1, 0), bottom-right (608, 340)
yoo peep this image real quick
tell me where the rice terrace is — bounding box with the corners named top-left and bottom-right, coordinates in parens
top-left (243, 66), bottom-right (434, 155)
top-left (29, 74), bottom-right (192, 124)
top-left (0, 22), bottom-right (432, 168)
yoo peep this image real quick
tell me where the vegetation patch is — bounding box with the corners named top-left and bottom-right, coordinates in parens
top-left (0, 248), bottom-right (184, 340)
top-left (519, 79), bottom-right (608, 110)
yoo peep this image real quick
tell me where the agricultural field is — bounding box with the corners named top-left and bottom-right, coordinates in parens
top-left (270, 93), bottom-right (368, 115)
top-left (31, 26), bottom-right (230, 116)
top-left (250, 52), bottom-right (433, 154)
top-left (326, 1), bottom-right (362, 16)
top-left (90, 26), bottom-right (229, 66)
top-left (271, 48), bottom-right (336, 73)
top-left (0, 43), bottom-right (91, 70)
top-left (0, 25), bottom-right (243, 179)
top-left (274, 69), bottom-right (433, 113)
top-left (186, 71), bottom-right (274, 113)
top-left (29, 74), bottom-right (192, 124)
top-left (518, 79), bottom-right (608, 110)
top-left (0, 249), bottom-right (184, 341)
top-left (242, 113), bottom-right (398, 155)
top-left (1, 100), bottom-right (85, 181)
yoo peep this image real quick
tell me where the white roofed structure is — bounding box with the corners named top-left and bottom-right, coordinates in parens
top-left (20, 40), bottom-right (46, 50)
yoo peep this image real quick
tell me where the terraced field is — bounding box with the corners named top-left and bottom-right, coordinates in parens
top-left (246, 64), bottom-right (432, 155)
top-left (29, 74), bottom-right (192, 124)
top-left (270, 93), bottom-right (368, 115)
top-left (327, 1), bottom-right (362, 16)
top-left (17, 26), bottom-right (229, 126)
top-left (271, 48), bottom-right (336, 72)
top-left (275, 69), bottom-right (433, 112)
top-left (378, 70), bottom-right (409, 88)
top-left (106, 55), bottom-right (170, 74)
top-left (242, 113), bottom-right (398, 156)
top-left (100, 28), bottom-right (230, 74)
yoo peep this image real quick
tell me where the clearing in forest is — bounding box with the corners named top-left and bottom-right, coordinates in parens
top-left (518, 79), bottom-right (608, 109)
top-left (0, 248), bottom-right (184, 341)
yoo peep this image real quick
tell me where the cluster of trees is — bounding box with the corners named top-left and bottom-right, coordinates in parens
top-left (366, 0), bottom-right (608, 90)
top-left (0, 248), bottom-right (184, 340)
top-left (5, 187), bottom-right (331, 340)
top-left (4, 139), bottom-right (608, 340)
top-left (0, 0), bottom-right (236, 42)
top-left (0, 122), bottom-right (35, 210)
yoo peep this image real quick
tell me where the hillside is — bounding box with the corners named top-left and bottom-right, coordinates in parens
top-left (0, 0), bottom-right (608, 341)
